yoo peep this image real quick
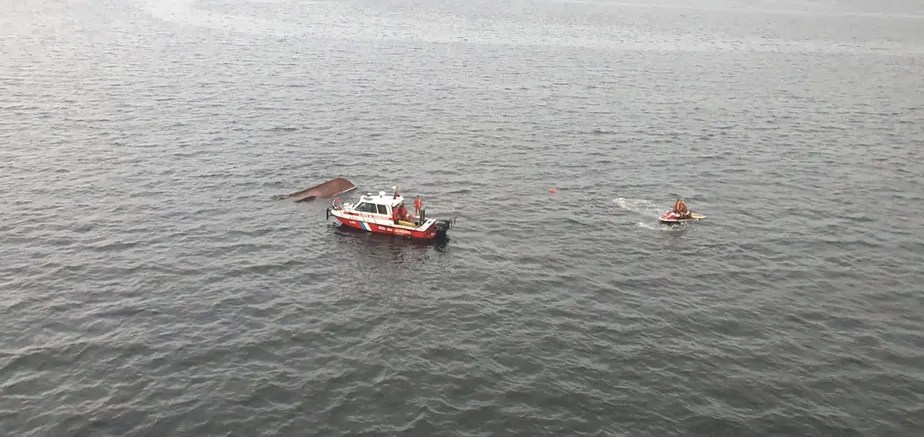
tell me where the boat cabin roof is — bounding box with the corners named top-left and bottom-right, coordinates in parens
top-left (357, 191), bottom-right (404, 207)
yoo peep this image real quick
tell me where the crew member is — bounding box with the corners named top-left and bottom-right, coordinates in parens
top-left (414, 196), bottom-right (423, 216)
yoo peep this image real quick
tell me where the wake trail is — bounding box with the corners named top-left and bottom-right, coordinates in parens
top-left (613, 197), bottom-right (661, 217)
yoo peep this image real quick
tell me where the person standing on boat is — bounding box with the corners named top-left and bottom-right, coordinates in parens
top-left (414, 196), bottom-right (423, 216)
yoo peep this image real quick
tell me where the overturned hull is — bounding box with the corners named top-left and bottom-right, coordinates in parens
top-left (274, 177), bottom-right (356, 202)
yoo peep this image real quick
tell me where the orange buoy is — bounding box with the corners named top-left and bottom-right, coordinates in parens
top-left (549, 187), bottom-right (558, 193)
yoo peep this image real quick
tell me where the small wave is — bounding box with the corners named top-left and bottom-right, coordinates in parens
top-left (636, 221), bottom-right (656, 230)
top-left (567, 217), bottom-right (593, 226)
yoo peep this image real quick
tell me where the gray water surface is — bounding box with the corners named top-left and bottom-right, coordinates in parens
top-left (2, 0), bottom-right (923, 435)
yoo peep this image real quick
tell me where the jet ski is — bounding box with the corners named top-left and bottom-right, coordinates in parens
top-left (658, 210), bottom-right (705, 224)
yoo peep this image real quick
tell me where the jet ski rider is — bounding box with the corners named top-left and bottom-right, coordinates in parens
top-left (673, 198), bottom-right (691, 219)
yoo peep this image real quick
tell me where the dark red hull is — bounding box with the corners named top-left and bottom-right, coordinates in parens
top-left (277, 177), bottom-right (356, 202)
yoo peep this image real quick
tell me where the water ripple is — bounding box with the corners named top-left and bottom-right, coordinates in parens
top-left (1, 0), bottom-right (923, 436)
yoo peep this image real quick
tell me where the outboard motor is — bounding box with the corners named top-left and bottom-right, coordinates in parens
top-left (435, 219), bottom-right (452, 241)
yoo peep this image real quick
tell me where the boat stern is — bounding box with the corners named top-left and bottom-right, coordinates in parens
top-left (434, 218), bottom-right (454, 241)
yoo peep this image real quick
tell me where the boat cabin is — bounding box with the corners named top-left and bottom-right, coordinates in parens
top-left (345, 191), bottom-right (404, 216)
top-left (343, 191), bottom-right (414, 221)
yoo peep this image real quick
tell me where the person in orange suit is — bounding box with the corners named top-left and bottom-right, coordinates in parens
top-left (673, 198), bottom-right (691, 219)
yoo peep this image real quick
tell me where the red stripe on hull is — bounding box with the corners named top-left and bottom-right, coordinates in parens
top-left (335, 216), bottom-right (437, 239)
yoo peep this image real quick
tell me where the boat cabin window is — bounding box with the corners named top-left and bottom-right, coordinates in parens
top-left (376, 205), bottom-right (389, 215)
top-left (354, 202), bottom-right (378, 213)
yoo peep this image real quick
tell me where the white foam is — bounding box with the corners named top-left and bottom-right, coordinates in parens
top-left (614, 198), bottom-right (660, 216)
top-left (143, 0), bottom-right (302, 36)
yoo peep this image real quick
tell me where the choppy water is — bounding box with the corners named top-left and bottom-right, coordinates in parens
top-left (2, 0), bottom-right (923, 435)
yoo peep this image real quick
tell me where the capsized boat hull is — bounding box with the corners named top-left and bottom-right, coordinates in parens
top-left (275, 177), bottom-right (356, 202)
